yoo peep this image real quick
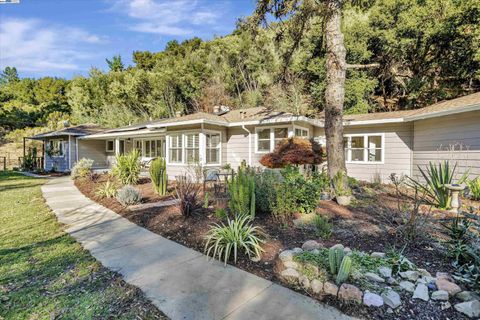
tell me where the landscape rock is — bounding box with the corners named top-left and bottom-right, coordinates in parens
top-left (250, 255), bottom-right (261, 262)
top-left (338, 284), bottom-right (363, 303)
top-left (382, 289), bottom-right (402, 309)
top-left (423, 276), bottom-right (436, 284)
top-left (299, 275), bottom-right (310, 290)
top-left (279, 250), bottom-right (294, 262)
top-left (311, 279), bottom-right (323, 294)
top-left (399, 270), bottom-right (419, 282)
top-left (344, 247), bottom-right (352, 255)
top-left (457, 291), bottom-right (480, 302)
top-left (436, 278), bottom-right (461, 296)
top-left (365, 272), bottom-right (385, 283)
top-left (280, 268), bottom-right (300, 281)
top-left (431, 290), bottom-right (449, 301)
top-left (363, 292), bottom-right (384, 307)
top-left (378, 266), bottom-right (392, 278)
top-left (283, 261), bottom-right (299, 269)
top-left (302, 240), bottom-right (321, 251)
top-left (386, 277), bottom-right (397, 285)
top-left (441, 301), bottom-right (451, 310)
top-left (436, 272), bottom-right (452, 281)
top-left (324, 281), bottom-right (339, 296)
top-left (417, 268), bottom-right (432, 277)
top-left (292, 247), bottom-right (303, 254)
top-left (399, 281), bottom-right (416, 293)
top-left (311, 249), bottom-right (320, 255)
top-left (371, 252), bottom-right (385, 259)
top-left (412, 283), bottom-right (429, 301)
top-left (454, 300), bottom-right (480, 318)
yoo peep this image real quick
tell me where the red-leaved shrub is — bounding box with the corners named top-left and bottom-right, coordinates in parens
top-left (259, 137), bottom-right (323, 168)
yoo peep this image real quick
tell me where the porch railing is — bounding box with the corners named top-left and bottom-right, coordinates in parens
top-left (18, 157), bottom-right (44, 171)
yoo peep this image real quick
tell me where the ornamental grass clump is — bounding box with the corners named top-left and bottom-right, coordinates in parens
top-left (95, 180), bottom-right (118, 198)
top-left (149, 157), bottom-right (168, 195)
top-left (112, 149), bottom-right (141, 185)
top-left (204, 215), bottom-right (265, 265)
top-left (71, 158), bottom-right (94, 180)
top-left (467, 177), bottom-right (480, 200)
top-left (116, 185), bottom-right (142, 206)
top-left (228, 167), bottom-right (256, 219)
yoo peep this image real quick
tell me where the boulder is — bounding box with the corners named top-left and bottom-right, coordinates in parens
top-left (457, 291), bottom-right (480, 302)
top-left (412, 283), bottom-right (429, 301)
top-left (279, 250), bottom-right (294, 262)
top-left (363, 292), bottom-right (384, 307)
top-left (292, 247), bottom-right (303, 254)
top-left (436, 278), bottom-right (461, 296)
top-left (436, 272), bottom-right (452, 281)
top-left (399, 281), bottom-right (416, 293)
top-left (365, 272), bottom-right (385, 283)
top-left (324, 281), bottom-right (339, 296)
top-left (386, 277), bottom-right (397, 285)
top-left (371, 252), bottom-right (385, 259)
top-left (454, 300), bottom-right (480, 318)
top-left (311, 279), bottom-right (323, 294)
top-left (283, 261), bottom-right (299, 269)
top-left (417, 268), bottom-right (432, 277)
top-left (399, 270), bottom-right (419, 282)
top-left (338, 284), bottom-right (363, 304)
top-left (299, 275), bottom-right (311, 290)
top-left (378, 266), bottom-right (392, 278)
top-left (302, 240), bottom-right (321, 251)
top-left (344, 247), bottom-right (352, 255)
top-left (431, 290), bottom-right (449, 301)
top-left (382, 289), bottom-right (402, 309)
top-left (280, 268), bottom-right (300, 281)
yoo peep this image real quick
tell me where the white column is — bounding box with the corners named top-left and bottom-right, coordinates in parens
top-left (115, 138), bottom-right (120, 155)
top-left (200, 124), bottom-right (206, 165)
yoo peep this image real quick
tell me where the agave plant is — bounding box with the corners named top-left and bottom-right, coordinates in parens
top-left (204, 215), bottom-right (265, 265)
top-left (112, 149), bottom-right (141, 185)
top-left (409, 161), bottom-right (469, 209)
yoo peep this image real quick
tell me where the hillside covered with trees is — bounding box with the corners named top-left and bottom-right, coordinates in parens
top-left (1, 0), bottom-right (479, 137)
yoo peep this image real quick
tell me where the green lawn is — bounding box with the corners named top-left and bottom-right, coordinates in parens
top-left (0, 172), bottom-right (166, 320)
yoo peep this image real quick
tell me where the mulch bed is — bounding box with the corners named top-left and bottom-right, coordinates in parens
top-left (75, 175), bottom-right (477, 320)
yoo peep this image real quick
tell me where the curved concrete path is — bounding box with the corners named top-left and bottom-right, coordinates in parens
top-left (41, 176), bottom-right (354, 320)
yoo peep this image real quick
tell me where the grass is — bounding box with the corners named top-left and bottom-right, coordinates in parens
top-left (0, 172), bottom-right (166, 319)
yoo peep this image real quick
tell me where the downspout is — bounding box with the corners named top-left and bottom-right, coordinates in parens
top-left (241, 125), bottom-right (252, 166)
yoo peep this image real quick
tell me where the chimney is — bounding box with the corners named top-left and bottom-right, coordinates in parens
top-left (213, 105), bottom-right (220, 114)
top-left (63, 120), bottom-right (70, 128)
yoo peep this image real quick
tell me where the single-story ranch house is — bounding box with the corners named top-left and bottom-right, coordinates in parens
top-left (31, 92), bottom-right (480, 182)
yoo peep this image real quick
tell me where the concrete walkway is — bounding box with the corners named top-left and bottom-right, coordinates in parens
top-left (41, 176), bottom-right (353, 320)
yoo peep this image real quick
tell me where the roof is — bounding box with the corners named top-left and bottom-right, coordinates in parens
top-left (30, 124), bottom-right (106, 140)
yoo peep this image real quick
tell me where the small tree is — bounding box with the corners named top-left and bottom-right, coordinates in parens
top-left (259, 137), bottom-right (323, 168)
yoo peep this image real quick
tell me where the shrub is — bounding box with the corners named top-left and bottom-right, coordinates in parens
top-left (116, 185), bottom-right (142, 206)
top-left (71, 158), bottom-right (94, 180)
top-left (112, 150), bottom-right (141, 185)
top-left (228, 166), bottom-right (256, 219)
top-left (149, 157), bottom-right (168, 195)
top-left (254, 169), bottom-right (282, 214)
top-left (259, 137), bottom-right (323, 168)
top-left (271, 181), bottom-right (297, 224)
top-left (204, 215), bottom-right (265, 265)
top-left (175, 175), bottom-right (202, 217)
top-left (409, 160), bottom-right (468, 209)
top-left (467, 177), bottom-right (480, 200)
top-left (281, 166), bottom-right (322, 214)
top-left (214, 208), bottom-right (228, 220)
top-left (313, 215), bottom-right (332, 239)
top-left (95, 180), bottom-right (118, 198)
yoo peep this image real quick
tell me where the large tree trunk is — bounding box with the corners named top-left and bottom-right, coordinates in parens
top-left (324, 0), bottom-right (347, 183)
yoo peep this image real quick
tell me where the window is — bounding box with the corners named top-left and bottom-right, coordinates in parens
top-left (134, 140), bottom-right (142, 153)
top-left (206, 133), bottom-right (220, 164)
top-left (257, 128), bottom-right (271, 152)
top-left (169, 134), bottom-right (183, 163)
top-left (274, 128), bottom-right (288, 148)
top-left (185, 133), bottom-right (199, 163)
top-left (119, 140), bottom-right (125, 155)
top-left (344, 134), bottom-right (383, 163)
top-left (106, 140), bottom-right (114, 152)
top-left (48, 139), bottom-right (65, 157)
top-left (295, 128), bottom-right (308, 138)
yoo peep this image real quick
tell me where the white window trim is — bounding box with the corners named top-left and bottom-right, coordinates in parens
top-left (49, 139), bottom-right (66, 158)
top-left (293, 124), bottom-right (310, 138)
top-left (132, 137), bottom-right (166, 159)
top-left (167, 133), bottom-right (184, 165)
top-left (105, 139), bottom-right (115, 152)
top-left (205, 131), bottom-right (222, 166)
top-left (344, 133), bottom-right (385, 165)
top-left (165, 130), bottom-right (222, 166)
top-left (254, 125), bottom-right (292, 154)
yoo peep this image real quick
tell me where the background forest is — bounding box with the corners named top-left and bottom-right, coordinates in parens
top-left (1, 0), bottom-right (479, 160)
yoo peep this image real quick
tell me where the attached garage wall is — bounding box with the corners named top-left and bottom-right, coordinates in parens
top-left (412, 110), bottom-right (480, 180)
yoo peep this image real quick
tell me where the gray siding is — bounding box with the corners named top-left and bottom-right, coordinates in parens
top-left (44, 136), bottom-right (70, 172)
top-left (77, 139), bottom-right (109, 168)
top-left (412, 110), bottom-right (480, 180)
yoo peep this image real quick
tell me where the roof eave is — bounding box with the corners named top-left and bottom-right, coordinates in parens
top-left (404, 103), bottom-right (480, 121)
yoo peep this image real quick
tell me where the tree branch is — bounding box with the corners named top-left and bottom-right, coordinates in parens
top-left (346, 63), bottom-right (381, 69)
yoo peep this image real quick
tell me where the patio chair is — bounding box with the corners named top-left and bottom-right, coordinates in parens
top-left (203, 168), bottom-right (220, 194)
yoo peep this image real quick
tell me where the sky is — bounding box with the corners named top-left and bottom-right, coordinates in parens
top-left (0, 0), bottom-right (256, 79)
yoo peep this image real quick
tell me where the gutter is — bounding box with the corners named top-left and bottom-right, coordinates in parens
top-left (241, 125), bottom-right (252, 166)
top-left (404, 103), bottom-right (480, 121)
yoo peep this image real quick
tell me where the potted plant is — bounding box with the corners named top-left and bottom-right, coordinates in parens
top-left (333, 170), bottom-right (352, 206)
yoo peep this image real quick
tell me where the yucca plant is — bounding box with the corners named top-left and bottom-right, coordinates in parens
top-left (409, 161), bottom-right (469, 209)
top-left (467, 177), bottom-right (480, 200)
top-left (95, 180), bottom-right (118, 198)
top-left (112, 149), bottom-right (141, 185)
top-left (228, 167), bottom-right (256, 219)
top-left (204, 215), bottom-right (265, 265)
top-left (149, 157), bottom-right (168, 195)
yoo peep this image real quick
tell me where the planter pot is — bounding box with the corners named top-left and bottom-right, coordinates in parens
top-left (336, 195), bottom-right (352, 206)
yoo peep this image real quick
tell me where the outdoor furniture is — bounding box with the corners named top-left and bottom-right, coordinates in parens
top-left (140, 158), bottom-right (154, 170)
top-left (203, 169), bottom-right (220, 194)
top-left (216, 169), bottom-right (235, 193)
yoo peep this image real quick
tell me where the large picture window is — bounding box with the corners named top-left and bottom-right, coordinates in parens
top-left (206, 133), bottom-right (220, 164)
top-left (48, 139), bottom-right (65, 157)
top-left (344, 134), bottom-right (384, 163)
top-left (256, 127), bottom-right (289, 153)
top-left (169, 134), bottom-right (183, 163)
top-left (185, 133), bottom-right (200, 163)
